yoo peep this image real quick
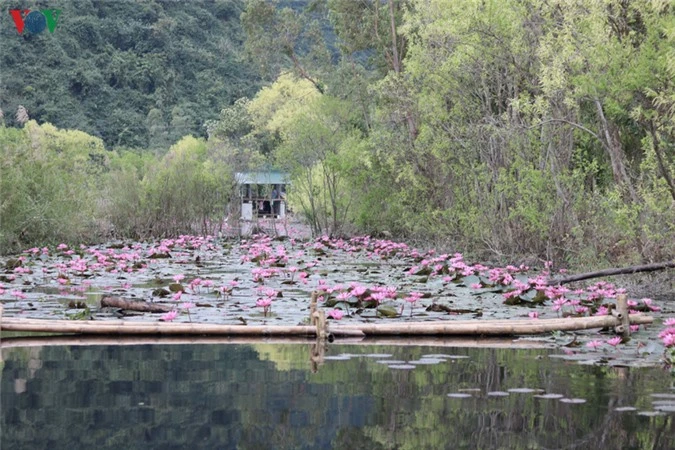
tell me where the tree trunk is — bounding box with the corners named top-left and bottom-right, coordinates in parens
top-left (649, 123), bottom-right (675, 202)
top-left (388, 0), bottom-right (401, 74)
top-left (594, 97), bottom-right (638, 202)
top-left (387, 0), bottom-right (418, 140)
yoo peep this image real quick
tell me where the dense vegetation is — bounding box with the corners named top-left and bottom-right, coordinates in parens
top-left (0, 0), bottom-right (258, 148)
top-left (0, 123), bottom-right (235, 246)
top-left (1, 0), bottom-right (674, 270)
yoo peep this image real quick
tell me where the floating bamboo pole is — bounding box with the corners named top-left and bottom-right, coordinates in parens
top-left (332, 314), bottom-right (653, 336)
top-left (0, 318), bottom-right (365, 337)
top-left (0, 335), bottom-right (553, 350)
top-left (0, 313), bottom-right (653, 337)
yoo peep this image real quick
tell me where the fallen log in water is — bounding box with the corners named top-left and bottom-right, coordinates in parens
top-left (100, 295), bottom-right (174, 313)
top-left (547, 260), bottom-right (675, 285)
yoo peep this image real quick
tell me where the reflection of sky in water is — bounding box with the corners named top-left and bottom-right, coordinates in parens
top-left (2, 343), bottom-right (675, 449)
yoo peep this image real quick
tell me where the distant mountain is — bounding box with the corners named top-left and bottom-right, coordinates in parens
top-left (0, 0), bottom-right (261, 149)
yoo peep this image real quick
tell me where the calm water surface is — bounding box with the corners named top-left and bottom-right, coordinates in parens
top-left (2, 340), bottom-right (674, 450)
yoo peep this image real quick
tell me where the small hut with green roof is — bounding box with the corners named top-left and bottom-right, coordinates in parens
top-left (235, 170), bottom-right (290, 221)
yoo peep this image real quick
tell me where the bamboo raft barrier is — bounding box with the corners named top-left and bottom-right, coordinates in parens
top-left (0, 295), bottom-right (653, 339)
top-left (0, 335), bottom-right (555, 350)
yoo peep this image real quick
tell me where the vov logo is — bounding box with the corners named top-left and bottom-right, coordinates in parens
top-left (9, 9), bottom-right (61, 35)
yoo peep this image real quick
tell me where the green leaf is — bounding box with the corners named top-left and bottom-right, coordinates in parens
top-left (377, 303), bottom-right (399, 318)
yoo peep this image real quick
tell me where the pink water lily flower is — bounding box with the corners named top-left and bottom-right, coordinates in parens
top-left (662, 333), bottom-right (675, 347)
top-left (336, 291), bottom-right (352, 301)
top-left (161, 310), bottom-right (179, 322)
top-left (11, 290), bottom-right (27, 300)
top-left (256, 298), bottom-right (273, 316)
top-left (327, 309), bottom-right (344, 320)
top-left (606, 336), bottom-right (622, 347)
top-left (351, 285), bottom-right (367, 297)
top-left (180, 302), bottom-right (195, 322)
top-left (586, 340), bottom-right (604, 350)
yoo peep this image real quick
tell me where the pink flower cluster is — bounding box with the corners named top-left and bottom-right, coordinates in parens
top-left (659, 318), bottom-right (675, 347)
top-left (320, 282), bottom-right (399, 306)
top-left (255, 286), bottom-right (278, 316)
top-left (240, 236), bottom-right (291, 267)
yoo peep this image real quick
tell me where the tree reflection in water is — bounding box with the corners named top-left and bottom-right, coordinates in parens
top-left (1, 341), bottom-right (674, 450)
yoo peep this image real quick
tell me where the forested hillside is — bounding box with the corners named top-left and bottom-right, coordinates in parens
top-left (1, 0), bottom-right (674, 269)
top-left (0, 0), bottom-right (258, 148)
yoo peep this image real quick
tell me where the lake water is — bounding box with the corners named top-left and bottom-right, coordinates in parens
top-left (2, 340), bottom-right (674, 450)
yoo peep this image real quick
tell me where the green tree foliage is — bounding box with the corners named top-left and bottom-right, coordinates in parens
top-left (0, 0), bottom-right (260, 149)
top-left (241, 0), bottom-right (331, 93)
top-left (386, 0), bottom-right (675, 263)
top-left (275, 94), bottom-right (363, 235)
top-left (0, 122), bottom-right (237, 252)
top-left (327, 0), bottom-right (405, 74)
top-left (235, 0), bottom-right (674, 265)
top-left (2, 0), bottom-right (674, 267)
top-left (115, 136), bottom-right (236, 238)
top-left (0, 121), bottom-right (108, 250)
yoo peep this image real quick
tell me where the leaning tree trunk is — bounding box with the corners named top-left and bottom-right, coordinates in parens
top-left (594, 98), bottom-right (638, 203)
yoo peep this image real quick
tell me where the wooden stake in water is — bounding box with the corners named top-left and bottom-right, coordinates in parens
top-left (1, 304), bottom-right (4, 366)
top-left (616, 294), bottom-right (631, 338)
top-left (309, 291), bottom-right (318, 326)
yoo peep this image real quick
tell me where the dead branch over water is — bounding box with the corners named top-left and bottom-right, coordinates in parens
top-left (546, 261), bottom-right (675, 285)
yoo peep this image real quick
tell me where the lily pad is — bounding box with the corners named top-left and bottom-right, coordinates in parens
top-left (534, 394), bottom-right (564, 399)
top-left (148, 252), bottom-right (171, 259)
top-left (168, 283), bottom-right (185, 293)
top-left (614, 406), bottom-right (637, 412)
top-left (409, 359), bottom-right (445, 365)
top-left (460, 275), bottom-right (482, 287)
top-left (377, 304), bottom-right (399, 318)
top-left (559, 398), bottom-right (587, 404)
top-left (152, 288), bottom-right (171, 297)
